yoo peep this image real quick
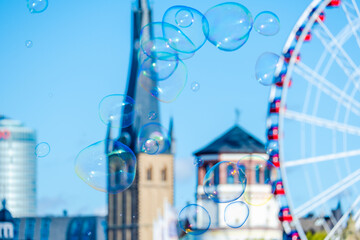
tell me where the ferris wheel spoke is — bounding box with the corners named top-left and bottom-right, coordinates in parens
top-left (283, 149), bottom-right (360, 168)
top-left (341, 0), bottom-right (360, 49)
top-left (354, 207), bottom-right (360, 220)
top-left (284, 109), bottom-right (360, 135)
top-left (324, 196), bottom-right (360, 240)
top-left (294, 169), bottom-right (360, 218)
top-left (294, 63), bottom-right (360, 116)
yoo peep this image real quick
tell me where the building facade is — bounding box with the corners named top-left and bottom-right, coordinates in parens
top-left (106, 1), bottom-right (174, 240)
top-left (193, 125), bottom-right (283, 240)
top-left (0, 116), bottom-right (37, 217)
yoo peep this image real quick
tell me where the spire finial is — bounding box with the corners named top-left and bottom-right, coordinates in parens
top-left (2, 199), bottom-right (5, 209)
top-left (235, 109), bottom-right (241, 125)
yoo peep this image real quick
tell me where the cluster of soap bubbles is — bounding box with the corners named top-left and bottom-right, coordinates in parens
top-left (139, 3), bottom-right (279, 98)
top-left (179, 155), bottom-right (278, 234)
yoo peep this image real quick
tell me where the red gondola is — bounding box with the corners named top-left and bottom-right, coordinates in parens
top-left (288, 231), bottom-right (300, 240)
top-left (267, 126), bottom-right (279, 140)
top-left (269, 99), bottom-right (281, 113)
top-left (284, 48), bottom-right (300, 63)
top-left (296, 26), bottom-right (312, 41)
top-left (273, 180), bottom-right (285, 195)
top-left (279, 207), bottom-right (293, 222)
top-left (327, 0), bottom-right (341, 7)
top-left (275, 72), bottom-right (292, 87)
top-left (269, 152), bottom-right (280, 168)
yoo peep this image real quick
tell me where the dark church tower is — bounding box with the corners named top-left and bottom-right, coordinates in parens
top-left (107, 1), bottom-right (174, 240)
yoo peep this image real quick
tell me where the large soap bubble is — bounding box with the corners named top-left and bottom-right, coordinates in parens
top-left (178, 204), bottom-right (211, 235)
top-left (75, 140), bottom-right (136, 193)
top-left (204, 2), bottom-right (253, 51)
top-left (99, 94), bottom-right (135, 128)
top-left (254, 11), bottom-right (280, 36)
top-left (27, 0), bottom-right (48, 13)
top-left (203, 161), bottom-right (247, 203)
top-left (140, 22), bottom-right (194, 61)
top-left (255, 52), bottom-right (283, 86)
top-left (139, 58), bottom-right (187, 103)
top-left (137, 122), bottom-right (171, 154)
top-left (139, 57), bottom-right (179, 81)
top-left (163, 6), bottom-right (209, 53)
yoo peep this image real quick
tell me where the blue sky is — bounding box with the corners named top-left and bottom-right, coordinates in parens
top-left (0, 0), bottom-right (313, 216)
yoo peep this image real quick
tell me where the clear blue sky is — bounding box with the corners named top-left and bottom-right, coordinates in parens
top-left (0, 0), bottom-right (311, 216)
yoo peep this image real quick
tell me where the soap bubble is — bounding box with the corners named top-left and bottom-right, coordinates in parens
top-left (224, 201), bottom-right (249, 228)
top-left (148, 111), bottom-right (157, 120)
top-left (255, 52), bottom-right (283, 86)
top-left (139, 57), bottom-right (179, 81)
top-left (75, 140), bottom-right (136, 193)
top-left (27, 0), bottom-right (48, 13)
top-left (194, 156), bottom-right (204, 167)
top-left (35, 142), bottom-right (50, 158)
top-left (99, 94), bottom-right (135, 128)
top-left (25, 40), bottom-right (33, 48)
top-left (266, 140), bottom-right (279, 155)
top-left (163, 6), bottom-right (209, 53)
top-left (254, 11), bottom-right (280, 36)
top-left (138, 123), bottom-right (171, 154)
top-left (238, 155), bottom-right (278, 206)
top-left (203, 161), bottom-right (246, 203)
top-left (140, 22), bottom-right (194, 61)
top-left (191, 81), bottom-right (200, 92)
top-left (178, 204), bottom-right (211, 235)
top-left (139, 58), bottom-right (187, 103)
top-left (204, 2), bottom-right (253, 51)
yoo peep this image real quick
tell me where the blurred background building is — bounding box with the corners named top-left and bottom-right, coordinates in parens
top-left (0, 116), bottom-right (37, 217)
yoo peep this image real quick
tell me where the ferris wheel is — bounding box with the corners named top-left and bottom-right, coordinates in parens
top-left (266, 0), bottom-right (360, 239)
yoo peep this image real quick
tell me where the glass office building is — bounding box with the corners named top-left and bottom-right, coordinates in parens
top-left (0, 116), bottom-right (36, 217)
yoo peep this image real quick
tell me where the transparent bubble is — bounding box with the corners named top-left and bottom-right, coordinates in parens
top-left (139, 58), bottom-right (187, 103)
top-left (99, 94), bottom-right (135, 128)
top-left (139, 57), bottom-right (179, 81)
top-left (141, 138), bottom-right (159, 155)
top-left (238, 155), bottom-right (278, 206)
top-left (203, 161), bottom-right (246, 203)
top-left (178, 204), bottom-right (211, 235)
top-left (193, 156), bottom-right (204, 167)
top-left (204, 2), bottom-right (253, 51)
top-left (25, 40), bottom-right (33, 48)
top-left (148, 111), bottom-right (157, 120)
top-left (163, 6), bottom-right (209, 53)
top-left (75, 140), bottom-right (136, 193)
top-left (191, 81), bottom-right (200, 92)
top-left (27, 0), bottom-right (48, 13)
top-left (224, 201), bottom-right (249, 228)
top-left (140, 22), bottom-right (194, 61)
top-left (254, 11), bottom-right (280, 36)
top-left (138, 123), bottom-right (171, 154)
top-left (266, 140), bottom-right (279, 155)
top-left (255, 52), bottom-right (282, 86)
top-left (35, 142), bottom-right (50, 158)
top-left (175, 9), bottom-right (194, 28)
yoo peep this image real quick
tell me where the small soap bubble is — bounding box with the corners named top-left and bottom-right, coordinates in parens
top-left (25, 40), bottom-right (33, 48)
top-left (255, 52), bottom-right (283, 86)
top-left (175, 9), bottom-right (194, 28)
top-left (224, 201), bottom-right (249, 228)
top-left (193, 157), bottom-right (204, 167)
top-left (254, 11), bottom-right (280, 36)
top-left (35, 142), bottom-right (50, 158)
top-left (138, 123), bottom-right (171, 154)
top-left (203, 161), bottom-right (246, 203)
top-left (148, 111), bottom-right (157, 120)
top-left (141, 138), bottom-right (160, 155)
top-left (191, 81), bottom-right (200, 92)
top-left (27, 0), bottom-right (48, 13)
top-left (178, 204), bottom-right (211, 235)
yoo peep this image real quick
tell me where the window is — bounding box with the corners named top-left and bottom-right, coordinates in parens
top-left (40, 218), bottom-right (51, 240)
top-left (25, 218), bottom-right (36, 240)
top-left (13, 219), bottom-right (20, 240)
top-left (227, 165), bottom-right (234, 184)
top-left (161, 168), bottom-right (167, 181)
top-left (147, 167), bottom-right (152, 181)
top-left (238, 164), bottom-right (246, 175)
top-left (255, 165), bottom-right (260, 184)
top-left (264, 165), bottom-right (271, 184)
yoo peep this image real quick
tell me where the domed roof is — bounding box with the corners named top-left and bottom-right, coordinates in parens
top-left (0, 199), bottom-right (13, 223)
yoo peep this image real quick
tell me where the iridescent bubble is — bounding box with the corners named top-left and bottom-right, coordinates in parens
top-left (266, 140), bottom-right (279, 155)
top-left (191, 81), bottom-right (200, 92)
top-left (141, 138), bottom-right (159, 155)
top-left (203, 161), bottom-right (246, 203)
top-left (163, 6), bottom-right (209, 53)
top-left (140, 22), bottom-right (194, 61)
top-left (238, 155), bottom-right (278, 206)
top-left (175, 9), bottom-right (194, 28)
top-left (139, 57), bottom-right (179, 81)
top-left (255, 52), bottom-right (283, 86)
top-left (138, 123), bottom-right (171, 154)
top-left (204, 2), bottom-right (253, 51)
top-left (25, 40), bottom-right (33, 48)
top-left (178, 204), bottom-right (211, 235)
top-left (99, 94), bottom-right (135, 128)
top-left (193, 156), bottom-right (204, 167)
top-left (254, 11), bottom-right (280, 36)
top-left (75, 140), bottom-right (136, 193)
top-left (139, 58), bottom-right (187, 103)
top-left (35, 142), bottom-right (50, 158)
top-left (27, 0), bottom-right (48, 13)
top-left (224, 201), bottom-right (249, 228)
top-left (148, 111), bottom-right (157, 120)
